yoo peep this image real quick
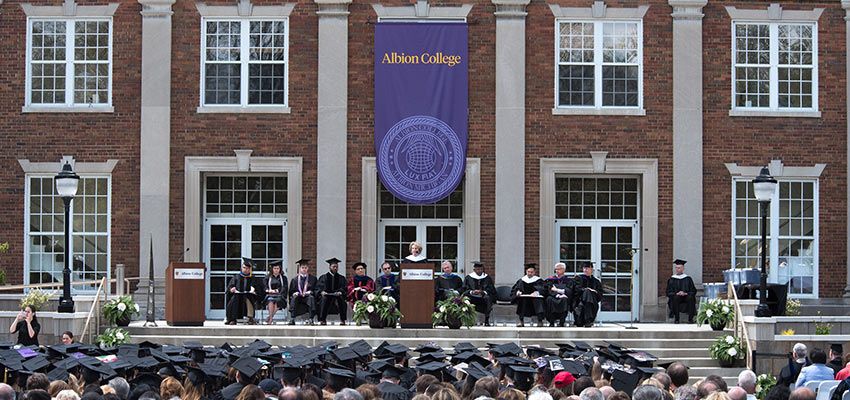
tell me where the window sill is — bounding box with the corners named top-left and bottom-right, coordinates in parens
top-left (729, 109), bottom-right (821, 118)
top-left (552, 107), bottom-right (646, 116)
top-left (197, 106), bottom-right (291, 114)
top-left (22, 105), bottom-right (114, 113)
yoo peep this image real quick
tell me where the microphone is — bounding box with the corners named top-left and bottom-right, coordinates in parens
top-left (180, 248), bottom-right (190, 262)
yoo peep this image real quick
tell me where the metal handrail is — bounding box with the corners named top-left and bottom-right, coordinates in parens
top-left (80, 277), bottom-right (108, 344)
top-left (728, 281), bottom-right (754, 370)
top-left (0, 277), bottom-right (141, 292)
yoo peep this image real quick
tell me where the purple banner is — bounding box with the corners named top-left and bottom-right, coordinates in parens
top-left (375, 23), bottom-right (468, 204)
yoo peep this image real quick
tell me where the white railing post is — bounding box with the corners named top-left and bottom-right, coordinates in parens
top-left (115, 264), bottom-right (125, 296)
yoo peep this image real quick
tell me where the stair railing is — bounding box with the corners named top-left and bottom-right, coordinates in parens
top-left (80, 277), bottom-right (108, 344)
top-left (728, 281), bottom-right (753, 370)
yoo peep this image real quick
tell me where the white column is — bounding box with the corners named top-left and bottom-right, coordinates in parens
top-left (492, 0), bottom-right (529, 286)
top-left (669, 0), bottom-right (707, 285)
top-left (315, 0), bottom-right (351, 274)
top-left (842, 0), bottom-right (850, 297)
top-left (138, 0), bottom-right (175, 279)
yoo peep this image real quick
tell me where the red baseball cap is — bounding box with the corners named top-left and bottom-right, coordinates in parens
top-left (553, 371), bottom-right (576, 388)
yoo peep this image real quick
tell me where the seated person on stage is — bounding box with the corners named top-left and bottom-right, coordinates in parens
top-left (511, 263), bottom-right (545, 327)
top-left (347, 262), bottom-right (375, 304)
top-left (404, 241), bottom-right (428, 263)
top-left (376, 261), bottom-right (400, 304)
top-left (317, 257), bottom-right (347, 326)
top-left (544, 262), bottom-right (573, 327)
top-left (288, 259), bottom-right (318, 325)
top-left (666, 259), bottom-right (697, 324)
top-left (435, 260), bottom-right (463, 301)
top-left (226, 257), bottom-right (263, 325)
top-left (572, 261), bottom-right (602, 328)
top-left (263, 260), bottom-right (288, 325)
top-left (462, 261), bottom-right (496, 326)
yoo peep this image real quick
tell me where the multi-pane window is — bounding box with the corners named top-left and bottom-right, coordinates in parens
top-left (204, 175), bottom-right (288, 217)
top-left (201, 19), bottom-right (288, 107)
top-left (555, 177), bottom-right (639, 220)
top-left (27, 19), bottom-right (112, 107)
top-left (26, 176), bottom-right (110, 292)
top-left (732, 180), bottom-right (817, 297)
top-left (733, 22), bottom-right (817, 111)
top-left (557, 20), bottom-right (642, 109)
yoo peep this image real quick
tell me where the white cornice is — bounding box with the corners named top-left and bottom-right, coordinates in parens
top-left (549, 1), bottom-right (650, 20)
top-left (725, 4), bottom-right (824, 22)
top-left (372, 1), bottom-right (472, 20)
top-left (21, 1), bottom-right (119, 17)
top-left (669, 0), bottom-right (706, 21)
top-left (492, 0), bottom-right (530, 18)
top-left (138, 0), bottom-right (174, 17)
top-left (196, 1), bottom-right (295, 17)
top-left (725, 160), bottom-right (826, 179)
top-left (315, 0), bottom-right (351, 17)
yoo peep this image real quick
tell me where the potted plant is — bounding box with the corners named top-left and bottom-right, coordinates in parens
top-left (20, 289), bottom-right (52, 312)
top-left (697, 299), bottom-right (734, 331)
top-left (103, 295), bottom-right (140, 327)
top-left (353, 293), bottom-right (402, 328)
top-left (97, 327), bottom-right (131, 348)
top-left (432, 294), bottom-right (476, 329)
top-left (755, 374), bottom-right (777, 400)
top-left (709, 334), bottom-right (744, 368)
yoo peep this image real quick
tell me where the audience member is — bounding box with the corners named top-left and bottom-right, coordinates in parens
top-left (608, 392), bottom-right (631, 400)
top-left (764, 385), bottom-right (790, 400)
top-left (632, 386), bottom-right (664, 400)
top-left (728, 387), bottom-right (747, 400)
top-left (599, 386), bottom-right (615, 400)
top-left (667, 363), bottom-right (689, 391)
top-left (674, 386), bottom-right (697, 400)
top-left (704, 393), bottom-right (731, 400)
top-left (580, 387), bottom-right (604, 400)
top-left (737, 371), bottom-right (756, 396)
top-left (573, 377), bottom-right (596, 398)
top-left (26, 373), bottom-right (50, 392)
top-left (779, 344), bottom-right (810, 386)
top-left (789, 388), bottom-right (815, 400)
top-left (652, 373), bottom-right (672, 392)
top-left (56, 390), bottom-right (81, 400)
top-left (796, 348), bottom-right (834, 387)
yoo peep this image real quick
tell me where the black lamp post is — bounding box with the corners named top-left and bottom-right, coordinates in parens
top-left (752, 166), bottom-right (777, 318)
top-left (55, 161), bottom-right (80, 313)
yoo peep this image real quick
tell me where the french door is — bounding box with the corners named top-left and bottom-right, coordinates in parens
top-left (378, 221), bottom-right (464, 275)
top-left (203, 218), bottom-right (286, 319)
top-left (555, 220), bottom-right (639, 322)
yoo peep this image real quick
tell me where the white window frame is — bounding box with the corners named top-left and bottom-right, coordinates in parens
top-left (730, 178), bottom-right (819, 299)
top-left (553, 19), bottom-right (644, 113)
top-left (377, 220), bottom-right (465, 275)
top-left (24, 18), bottom-right (114, 111)
top-left (23, 174), bottom-right (112, 294)
top-left (730, 21), bottom-right (818, 113)
top-left (199, 18), bottom-right (289, 110)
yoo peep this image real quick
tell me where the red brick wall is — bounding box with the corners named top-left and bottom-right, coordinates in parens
top-left (702, 2), bottom-right (847, 297)
top-left (0, 0), bottom-right (142, 284)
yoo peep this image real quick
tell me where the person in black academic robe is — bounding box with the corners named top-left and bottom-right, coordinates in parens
top-left (347, 262), bottom-right (376, 304)
top-left (435, 261), bottom-right (464, 302)
top-left (263, 261), bottom-right (287, 324)
top-left (572, 262), bottom-right (603, 328)
top-left (317, 257), bottom-right (348, 325)
top-left (226, 258), bottom-right (262, 325)
top-left (666, 259), bottom-right (697, 323)
top-left (462, 261), bottom-right (496, 326)
top-left (288, 259), bottom-right (318, 325)
top-left (544, 263), bottom-right (573, 327)
top-left (511, 263), bottom-right (546, 327)
top-left (377, 261), bottom-right (400, 304)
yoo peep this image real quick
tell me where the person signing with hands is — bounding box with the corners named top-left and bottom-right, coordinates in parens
top-left (9, 306), bottom-right (39, 346)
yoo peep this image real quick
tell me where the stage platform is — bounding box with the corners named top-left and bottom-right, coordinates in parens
top-left (126, 321), bottom-right (744, 384)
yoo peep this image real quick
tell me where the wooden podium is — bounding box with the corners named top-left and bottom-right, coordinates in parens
top-left (165, 262), bottom-right (206, 326)
top-left (400, 262), bottom-right (435, 328)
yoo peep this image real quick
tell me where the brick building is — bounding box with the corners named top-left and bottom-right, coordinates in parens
top-left (0, 0), bottom-right (845, 321)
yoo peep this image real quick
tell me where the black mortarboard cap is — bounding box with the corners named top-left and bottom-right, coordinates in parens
top-left (572, 341), bottom-right (593, 351)
top-left (832, 343), bottom-right (844, 354)
top-left (524, 263), bottom-right (538, 269)
top-left (525, 346), bottom-right (556, 359)
top-left (187, 367), bottom-right (208, 386)
top-left (561, 359), bottom-right (588, 376)
top-left (464, 363), bottom-right (492, 383)
top-left (306, 374), bottom-right (326, 388)
top-left (333, 347), bottom-right (359, 362)
top-left (384, 344), bottom-right (409, 357)
top-left (470, 261), bottom-right (483, 268)
top-left (357, 368), bottom-right (382, 383)
top-left (46, 367), bottom-right (69, 382)
top-left (268, 260), bottom-right (283, 268)
top-left (190, 348), bottom-right (206, 364)
top-left (673, 259), bottom-right (687, 265)
top-left (415, 343), bottom-right (442, 354)
top-left (242, 257), bottom-right (254, 268)
top-left (350, 340), bottom-right (373, 357)
top-left (451, 352), bottom-right (490, 367)
top-left (612, 368), bottom-right (641, 394)
top-left (637, 366), bottom-right (664, 379)
top-left (624, 351), bottom-right (658, 368)
top-left (326, 367), bottom-right (355, 379)
top-left (453, 343), bottom-right (478, 353)
top-left (417, 352), bottom-right (447, 363)
top-left (382, 364), bottom-right (406, 379)
top-left (232, 357), bottom-right (262, 379)
top-left (508, 364), bottom-right (537, 390)
top-left (198, 362), bottom-right (227, 378)
top-left (326, 258), bottom-right (342, 265)
top-left (295, 258), bottom-right (310, 265)
top-left (492, 343), bottom-right (522, 357)
top-left (416, 361), bottom-right (450, 376)
top-left (582, 261), bottom-right (594, 269)
top-left (22, 356), bottom-right (49, 372)
top-left (130, 372), bottom-right (162, 388)
top-left (273, 364), bottom-right (302, 383)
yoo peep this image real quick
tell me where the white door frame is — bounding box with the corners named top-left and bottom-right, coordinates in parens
top-left (203, 217), bottom-right (287, 319)
top-left (378, 219), bottom-right (464, 275)
top-left (555, 219), bottom-right (640, 322)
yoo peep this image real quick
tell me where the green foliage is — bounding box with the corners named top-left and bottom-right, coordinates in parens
top-left (696, 299), bottom-right (735, 327)
top-left (97, 327), bottom-right (130, 347)
top-left (708, 334), bottom-right (744, 362)
top-left (20, 289), bottom-right (53, 311)
top-left (756, 374), bottom-right (777, 400)
top-left (432, 294), bottom-right (477, 328)
top-left (102, 295), bottom-right (140, 325)
top-left (785, 299), bottom-right (802, 316)
top-left (352, 293), bottom-right (402, 326)
top-left (0, 243), bottom-right (9, 253)
top-left (815, 322), bottom-right (832, 335)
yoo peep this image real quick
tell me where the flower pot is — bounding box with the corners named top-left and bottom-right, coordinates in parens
top-left (446, 316), bottom-right (462, 330)
top-left (718, 358), bottom-right (741, 368)
top-left (368, 313), bottom-right (386, 329)
top-left (115, 315), bottom-right (131, 327)
top-left (710, 321), bottom-right (726, 331)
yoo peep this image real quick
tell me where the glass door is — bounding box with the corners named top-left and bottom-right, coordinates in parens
top-left (378, 221), bottom-right (464, 275)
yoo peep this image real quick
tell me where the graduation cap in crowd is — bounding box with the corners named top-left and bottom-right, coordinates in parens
top-left (453, 342), bottom-right (478, 354)
top-left (268, 260), bottom-right (284, 269)
top-left (416, 361), bottom-right (451, 379)
top-left (326, 257), bottom-right (342, 265)
top-left (451, 351), bottom-right (490, 367)
top-left (414, 343), bottom-right (442, 354)
top-left (674, 259), bottom-right (687, 265)
top-left (489, 342), bottom-right (522, 357)
top-left (241, 257), bottom-right (254, 268)
top-left (508, 364), bottom-right (537, 391)
top-left (383, 344), bottom-right (409, 358)
top-left (349, 340), bottom-right (373, 359)
top-left (232, 356), bottom-right (263, 381)
top-left (381, 364), bottom-right (406, 380)
top-left (332, 347), bottom-right (359, 369)
top-left (130, 372), bottom-right (162, 389)
top-left (612, 368), bottom-right (642, 395)
top-left (623, 351), bottom-right (659, 368)
top-left (525, 346), bottom-right (556, 359)
top-left (417, 352), bottom-right (447, 363)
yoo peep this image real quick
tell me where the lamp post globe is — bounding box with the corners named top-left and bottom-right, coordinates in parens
top-left (56, 162), bottom-right (79, 313)
top-left (753, 166), bottom-right (777, 318)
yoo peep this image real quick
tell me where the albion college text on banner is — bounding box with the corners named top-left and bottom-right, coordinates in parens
top-left (374, 23), bottom-right (468, 205)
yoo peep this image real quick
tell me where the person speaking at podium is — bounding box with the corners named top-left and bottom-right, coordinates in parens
top-left (225, 257), bottom-right (263, 325)
top-left (404, 241), bottom-right (427, 263)
top-left (347, 262), bottom-right (375, 304)
top-left (317, 257), bottom-right (347, 326)
top-left (511, 263), bottom-right (545, 327)
top-left (435, 260), bottom-right (463, 302)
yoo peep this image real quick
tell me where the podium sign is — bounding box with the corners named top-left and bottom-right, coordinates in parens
top-left (165, 262), bottom-right (206, 326)
top-left (400, 262), bottom-right (435, 328)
